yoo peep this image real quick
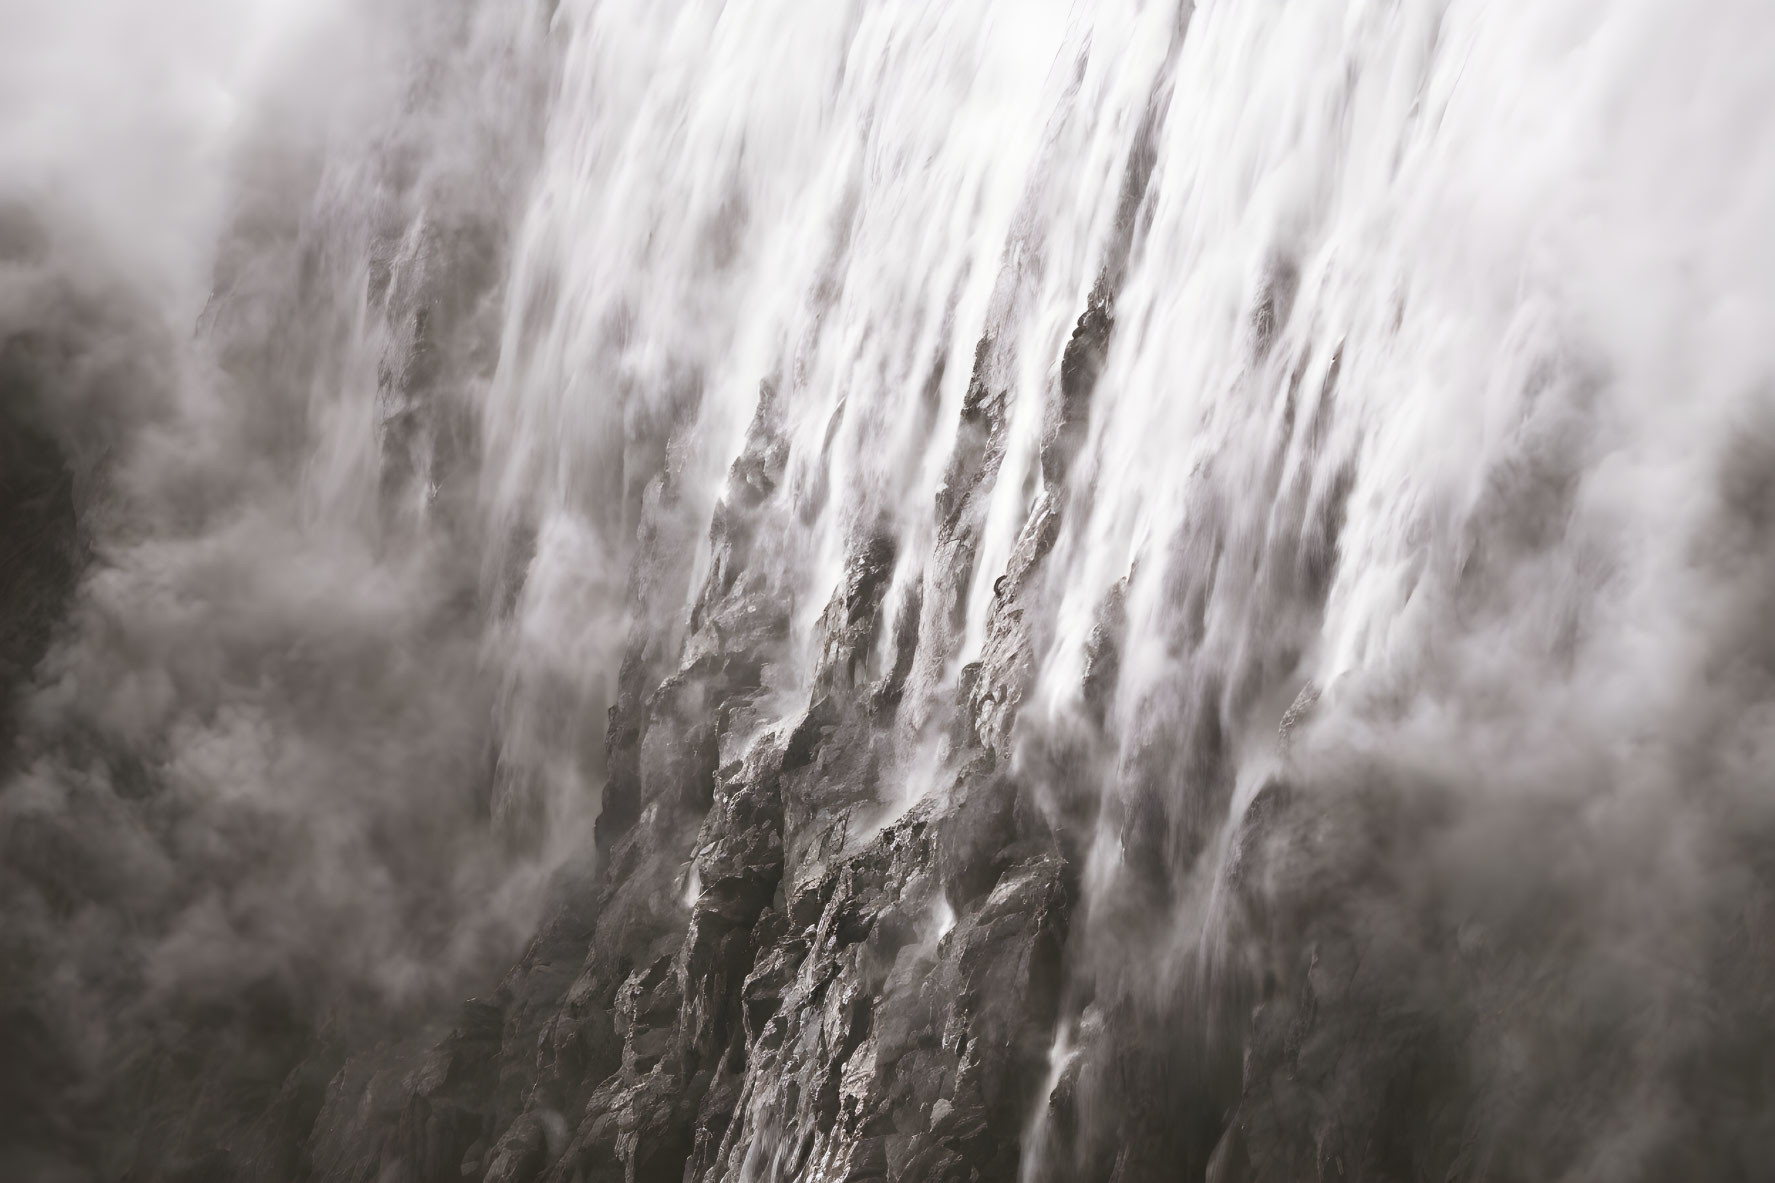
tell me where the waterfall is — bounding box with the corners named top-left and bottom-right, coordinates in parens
top-left (4, 1), bottom-right (1775, 1180)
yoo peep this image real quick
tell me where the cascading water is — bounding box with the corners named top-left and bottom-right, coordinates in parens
top-left (3, 1), bottom-right (1775, 1180)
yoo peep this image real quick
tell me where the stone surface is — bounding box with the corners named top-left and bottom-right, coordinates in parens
top-left (258, 285), bottom-right (1122, 1183)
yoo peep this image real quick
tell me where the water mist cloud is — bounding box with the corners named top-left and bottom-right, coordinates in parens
top-left (0, 1), bottom-right (571, 1176)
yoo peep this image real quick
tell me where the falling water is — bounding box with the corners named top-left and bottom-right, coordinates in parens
top-left (4, 0), bottom-right (1775, 1179)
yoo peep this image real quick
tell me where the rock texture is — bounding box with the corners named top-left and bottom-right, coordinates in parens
top-left (275, 292), bottom-right (1119, 1183)
top-left (0, 189), bottom-right (1358, 1183)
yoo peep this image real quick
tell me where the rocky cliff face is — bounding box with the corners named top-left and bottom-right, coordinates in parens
top-left (288, 289), bottom-right (1116, 1183)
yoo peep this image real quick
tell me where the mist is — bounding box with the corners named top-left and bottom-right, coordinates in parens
top-left (0, 1), bottom-right (582, 1176)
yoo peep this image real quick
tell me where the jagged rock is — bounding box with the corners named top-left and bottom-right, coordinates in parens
top-left (41, 230), bottom-right (1172, 1183)
top-left (482, 1112), bottom-right (548, 1183)
top-left (1041, 287), bottom-right (1113, 489)
top-left (970, 494), bottom-right (1062, 757)
top-left (695, 784), bottom-right (1071, 1183)
top-left (360, 301), bottom-right (1103, 1183)
top-left (814, 531), bottom-right (899, 698)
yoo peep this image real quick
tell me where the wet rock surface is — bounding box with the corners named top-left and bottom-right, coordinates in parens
top-left (269, 290), bottom-right (1116, 1183)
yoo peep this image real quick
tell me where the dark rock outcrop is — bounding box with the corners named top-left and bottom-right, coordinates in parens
top-left (273, 266), bottom-right (1134, 1183)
